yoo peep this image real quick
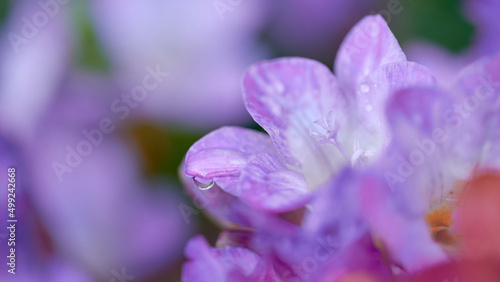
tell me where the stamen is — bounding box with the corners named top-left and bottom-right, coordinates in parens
top-left (309, 111), bottom-right (350, 163)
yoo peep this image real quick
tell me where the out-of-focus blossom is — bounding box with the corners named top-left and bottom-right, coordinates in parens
top-left (0, 1), bottom-right (72, 143)
top-left (24, 79), bottom-right (194, 280)
top-left (183, 15), bottom-right (436, 228)
top-left (463, 0), bottom-right (500, 58)
top-left (0, 135), bottom-right (93, 281)
top-left (88, 0), bottom-right (268, 128)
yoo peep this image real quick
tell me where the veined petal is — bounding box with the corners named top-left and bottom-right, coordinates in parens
top-left (383, 87), bottom-right (456, 209)
top-left (243, 57), bottom-right (348, 189)
top-left (185, 126), bottom-right (308, 212)
top-left (334, 15), bottom-right (406, 94)
top-left (353, 61), bottom-right (437, 161)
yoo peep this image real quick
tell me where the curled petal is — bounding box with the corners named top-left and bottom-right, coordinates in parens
top-left (185, 126), bottom-right (308, 212)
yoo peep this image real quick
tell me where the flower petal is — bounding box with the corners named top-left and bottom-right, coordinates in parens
top-left (185, 126), bottom-right (308, 212)
top-left (334, 15), bottom-right (406, 93)
top-left (243, 57), bottom-right (348, 189)
top-left (451, 55), bottom-right (500, 169)
top-left (383, 87), bottom-right (457, 210)
top-left (353, 61), bottom-right (437, 159)
top-left (359, 171), bottom-right (448, 272)
top-left (182, 236), bottom-right (275, 282)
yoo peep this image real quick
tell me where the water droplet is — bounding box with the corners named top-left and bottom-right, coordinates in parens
top-left (193, 177), bottom-right (214, 190)
top-left (365, 104), bottom-right (373, 112)
top-left (359, 83), bottom-right (370, 93)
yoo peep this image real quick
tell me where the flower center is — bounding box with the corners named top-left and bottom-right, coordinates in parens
top-left (309, 111), bottom-right (375, 168)
top-left (426, 206), bottom-right (457, 246)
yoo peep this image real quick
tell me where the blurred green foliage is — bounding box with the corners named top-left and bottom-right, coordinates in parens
top-left (72, 0), bottom-right (110, 72)
top-left (386, 0), bottom-right (475, 52)
top-left (0, 0), bottom-right (10, 29)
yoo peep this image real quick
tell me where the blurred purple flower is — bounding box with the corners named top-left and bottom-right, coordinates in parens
top-left (0, 135), bottom-right (94, 281)
top-left (183, 15), bottom-right (436, 228)
top-left (0, 1), bottom-right (72, 143)
top-left (88, 0), bottom-right (268, 128)
top-left (22, 80), bottom-right (195, 279)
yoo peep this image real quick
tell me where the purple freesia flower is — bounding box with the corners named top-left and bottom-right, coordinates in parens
top-left (180, 14), bottom-right (464, 282)
top-left (181, 52), bottom-right (500, 281)
top-left (183, 15), bottom-right (436, 227)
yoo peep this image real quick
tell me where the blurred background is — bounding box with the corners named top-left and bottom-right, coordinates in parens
top-left (0, 0), bottom-right (487, 281)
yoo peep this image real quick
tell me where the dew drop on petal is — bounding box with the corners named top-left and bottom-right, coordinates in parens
top-left (193, 177), bottom-right (214, 190)
top-left (359, 83), bottom-right (370, 94)
top-left (365, 104), bottom-right (373, 112)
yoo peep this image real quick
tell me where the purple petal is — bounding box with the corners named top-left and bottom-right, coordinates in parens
top-left (243, 57), bottom-right (348, 188)
top-left (354, 61), bottom-right (437, 154)
top-left (464, 0), bottom-right (500, 58)
top-left (358, 172), bottom-right (448, 273)
top-left (185, 126), bottom-right (308, 212)
top-left (334, 15), bottom-right (406, 93)
top-left (452, 55), bottom-right (500, 169)
top-left (383, 87), bottom-right (456, 194)
top-left (183, 236), bottom-right (275, 282)
top-left (405, 42), bottom-right (468, 88)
